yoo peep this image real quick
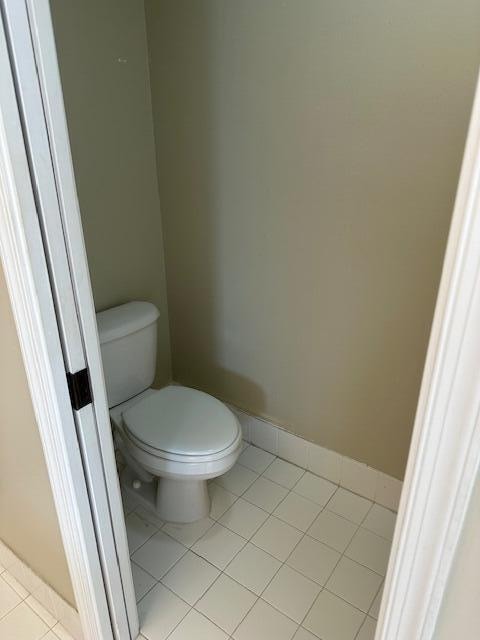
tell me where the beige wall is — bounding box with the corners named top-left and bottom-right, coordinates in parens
top-left (434, 473), bottom-right (480, 639)
top-left (50, 0), bottom-right (171, 386)
top-left (146, 0), bottom-right (480, 479)
top-left (0, 264), bottom-right (75, 605)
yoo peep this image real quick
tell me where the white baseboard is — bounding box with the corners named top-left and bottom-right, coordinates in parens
top-left (227, 404), bottom-right (403, 512)
top-left (0, 538), bottom-right (82, 640)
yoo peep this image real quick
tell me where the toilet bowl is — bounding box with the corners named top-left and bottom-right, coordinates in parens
top-left (96, 301), bottom-right (242, 523)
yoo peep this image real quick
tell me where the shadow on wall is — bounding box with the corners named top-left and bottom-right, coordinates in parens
top-left (147, 0), bottom-right (480, 479)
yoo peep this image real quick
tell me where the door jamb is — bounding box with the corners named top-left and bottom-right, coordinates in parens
top-left (0, 0), bottom-right (480, 637)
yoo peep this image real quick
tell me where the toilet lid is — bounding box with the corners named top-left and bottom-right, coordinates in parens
top-left (122, 386), bottom-right (240, 457)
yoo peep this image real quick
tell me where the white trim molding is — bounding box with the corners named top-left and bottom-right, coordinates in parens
top-left (0, 10), bottom-right (115, 640)
top-left (376, 72), bottom-right (480, 640)
top-left (227, 403), bottom-right (402, 511)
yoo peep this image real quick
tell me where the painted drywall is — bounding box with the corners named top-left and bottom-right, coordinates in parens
top-left (0, 264), bottom-right (75, 605)
top-left (50, 0), bottom-right (171, 386)
top-left (146, 0), bottom-right (480, 479)
top-left (434, 474), bottom-right (480, 639)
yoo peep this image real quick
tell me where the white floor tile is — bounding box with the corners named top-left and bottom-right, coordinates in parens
top-left (162, 552), bottom-right (219, 606)
top-left (209, 484), bottom-right (237, 520)
top-left (362, 503), bottom-right (397, 540)
top-left (262, 565), bottom-right (320, 623)
top-left (263, 459), bottom-right (304, 489)
top-left (138, 583), bottom-right (189, 640)
top-left (134, 505), bottom-right (165, 529)
top-left (356, 616), bottom-right (377, 640)
top-left (196, 574), bottom-right (256, 634)
top-left (0, 574), bottom-right (22, 618)
top-left (293, 472), bottom-right (337, 506)
top-left (122, 491), bottom-right (141, 515)
top-left (345, 528), bottom-right (391, 576)
top-left (125, 512), bottom-right (159, 553)
top-left (304, 590), bottom-right (364, 640)
top-left (327, 489), bottom-right (372, 524)
top-left (215, 464), bottom-right (258, 495)
top-left (168, 609), bottom-right (228, 640)
top-left (251, 516), bottom-right (303, 561)
top-left (243, 477), bottom-right (289, 512)
top-left (25, 595), bottom-right (57, 627)
top-left (307, 510), bottom-right (358, 552)
top-left (368, 584), bottom-right (383, 619)
top-left (224, 543), bottom-right (281, 595)
top-left (233, 598), bottom-right (298, 640)
top-left (162, 517), bottom-right (214, 547)
top-left (293, 628), bottom-right (319, 640)
top-left (219, 498), bottom-right (269, 538)
top-left (192, 523), bottom-right (246, 569)
top-left (131, 563), bottom-right (156, 602)
top-left (326, 557), bottom-right (383, 613)
top-left (0, 602), bottom-right (48, 640)
top-left (239, 446), bottom-right (275, 474)
top-left (287, 536), bottom-right (340, 585)
top-left (274, 492), bottom-right (321, 532)
top-left (43, 632), bottom-right (64, 640)
top-left (132, 531), bottom-right (186, 579)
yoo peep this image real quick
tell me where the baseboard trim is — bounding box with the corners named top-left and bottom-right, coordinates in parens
top-left (227, 404), bottom-right (403, 512)
top-left (0, 538), bottom-right (82, 639)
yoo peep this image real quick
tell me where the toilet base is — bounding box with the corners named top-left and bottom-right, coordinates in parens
top-left (120, 466), bottom-right (211, 524)
top-left (156, 477), bottom-right (210, 523)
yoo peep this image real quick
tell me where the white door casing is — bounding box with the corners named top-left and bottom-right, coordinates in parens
top-left (0, 0), bottom-right (138, 638)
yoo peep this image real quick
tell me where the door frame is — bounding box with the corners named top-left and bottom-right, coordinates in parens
top-left (0, 0), bottom-right (137, 638)
top-left (0, 1), bottom-right (480, 639)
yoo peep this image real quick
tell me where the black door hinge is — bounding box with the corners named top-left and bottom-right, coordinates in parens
top-left (67, 368), bottom-right (92, 410)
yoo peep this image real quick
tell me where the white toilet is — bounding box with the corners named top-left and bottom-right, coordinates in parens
top-left (96, 301), bottom-right (242, 523)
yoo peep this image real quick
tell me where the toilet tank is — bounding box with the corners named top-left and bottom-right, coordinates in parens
top-left (96, 301), bottom-right (160, 408)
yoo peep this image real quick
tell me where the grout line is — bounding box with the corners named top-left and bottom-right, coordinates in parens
top-left (126, 450), bottom-right (394, 640)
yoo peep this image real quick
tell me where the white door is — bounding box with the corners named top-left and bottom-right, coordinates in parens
top-left (0, 1), bottom-right (137, 638)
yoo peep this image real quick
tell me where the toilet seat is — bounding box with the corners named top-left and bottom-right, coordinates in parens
top-left (121, 386), bottom-right (241, 462)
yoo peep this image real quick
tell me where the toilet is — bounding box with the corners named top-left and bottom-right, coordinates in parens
top-left (96, 301), bottom-right (242, 523)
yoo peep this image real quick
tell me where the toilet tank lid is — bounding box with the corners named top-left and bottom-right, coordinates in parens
top-left (96, 301), bottom-right (159, 345)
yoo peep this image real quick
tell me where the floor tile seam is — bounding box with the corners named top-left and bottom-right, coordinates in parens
top-left (218, 498), bottom-right (272, 534)
top-left (210, 493), bottom-right (240, 522)
top-left (1, 571), bottom-right (30, 601)
top-left (290, 486), bottom-right (338, 508)
top-left (340, 550), bottom-right (387, 579)
top-left (259, 580), bottom-right (321, 626)
top-left (359, 523), bottom-right (394, 542)
top-left (321, 585), bottom-right (376, 615)
top-left (127, 522), bottom-right (163, 556)
top-left (0, 597), bottom-right (24, 623)
top-left (157, 596), bottom-right (193, 640)
top-left (367, 579), bottom-right (384, 619)
top-left (264, 508), bottom-right (313, 536)
top-left (137, 554), bottom-right (192, 608)
top-left (292, 527), bottom-right (349, 629)
top-left (24, 594), bottom-right (58, 629)
top-left (352, 613), bottom-right (373, 640)
top-left (193, 578), bottom-right (260, 637)
top-left (305, 518), bottom-right (360, 554)
top-left (161, 517), bottom-right (218, 548)
top-left (158, 555), bottom-right (217, 601)
top-left (0, 597), bottom-right (48, 630)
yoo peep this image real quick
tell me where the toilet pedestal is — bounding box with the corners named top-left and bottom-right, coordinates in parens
top-left (156, 477), bottom-right (210, 523)
top-left (121, 466), bottom-right (210, 523)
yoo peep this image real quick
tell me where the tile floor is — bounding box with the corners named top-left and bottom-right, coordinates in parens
top-left (126, 443), bottom-right (396, 640)
top-left (0, 565), bottom-right (75, 640)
